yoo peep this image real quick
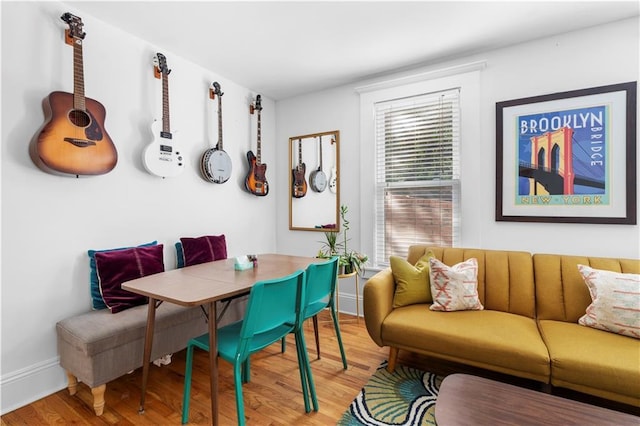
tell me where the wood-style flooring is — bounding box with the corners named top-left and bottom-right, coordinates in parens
top-left (2, 311), bottom-right (638, 424)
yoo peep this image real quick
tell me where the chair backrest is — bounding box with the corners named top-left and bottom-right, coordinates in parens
top-left (237, 269), bottom-right (306, 356)
top-left (304, 256), bottom-right (339, 315)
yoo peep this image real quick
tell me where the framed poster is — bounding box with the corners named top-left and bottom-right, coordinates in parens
top-left (496, 82), bottom-right (637, 224)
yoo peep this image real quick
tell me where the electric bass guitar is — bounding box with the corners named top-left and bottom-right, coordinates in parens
top-left (309, 135), bottom-right (327, 192)
top-left (30, 12), bottom-right (118, 176)
top-left (142, 53), bottom-right (184, 178)
top-left (200, 82), bottom-right (232, 183)
top-left (245, 95), bottom-right (269, 196)
top-left (292, 139), bottom-right (307, 198)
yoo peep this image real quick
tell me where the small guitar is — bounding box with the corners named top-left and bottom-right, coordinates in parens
top-left (292, 139), bottom-right (307, 198)
top-left (142, 53), bottom-right (184, 178)
top-left (309, 136), bottom-right (327, 192)
top-left (200, 82), bottom-right (232, 183)
top-left (245, 95), bottom-right (269, 196)
top-left (30, 12), bottom-right (118, 176)
top-left (329, 137), bottom-right (337, 193)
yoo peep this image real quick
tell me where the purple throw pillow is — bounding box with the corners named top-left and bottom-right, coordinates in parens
top-left (180, 235), bottom-right (227, 266)
top-left (95, 244), bottom-right (165, 313)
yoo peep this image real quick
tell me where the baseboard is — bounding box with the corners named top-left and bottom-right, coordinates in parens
top-left (337, 292), bottom-right (362, 319)
top-left (1, 356), bottom-right (67, 415)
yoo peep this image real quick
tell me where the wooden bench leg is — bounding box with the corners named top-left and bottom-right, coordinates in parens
top-left (66, 371), bottom-right (78, 396)
top-left (387, 347), bottom-right (399, 372)
top-left (91, 384), bottom-right (106, 416)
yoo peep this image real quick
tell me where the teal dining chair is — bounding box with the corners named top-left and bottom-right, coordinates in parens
top-left (282, 256), bottom-right (347, 369)
top-left (181, 269), bottom-right (318, 425)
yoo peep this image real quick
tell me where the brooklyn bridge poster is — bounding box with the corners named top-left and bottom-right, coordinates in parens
top-left (496, 82), bottom-right (636, 224)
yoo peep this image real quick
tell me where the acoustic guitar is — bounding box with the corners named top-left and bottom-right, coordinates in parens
top-left (292, 139), bottom-right (307, 198)
top-left (200, 82), bottom-right (232, 183)
top-left (142, 53), bottom-right (185, 178)
top-left (245, 95), bottom-right (269, 196)
top-left (309, 136), bottom-right (327, 192)
top-left (30, 12), bottom-right (117, 177)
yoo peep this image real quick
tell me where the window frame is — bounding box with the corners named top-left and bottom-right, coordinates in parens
top-left (358, 66), bottom-right (483, 271)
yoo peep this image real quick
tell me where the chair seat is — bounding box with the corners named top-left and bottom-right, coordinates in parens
top-left (305, 300), bottom-right (328, 318)
top-left (217, 322), bottom-right (296, 359)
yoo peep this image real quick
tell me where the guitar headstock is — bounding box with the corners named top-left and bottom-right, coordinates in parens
top-left (61, 12), bottom-right (85, 44)
top-left (153, 53), bottom-right (171, 77)
top-left (250, 94), bottom-right (263, 114)
top-left (210, 81), bottom-right (224, 100)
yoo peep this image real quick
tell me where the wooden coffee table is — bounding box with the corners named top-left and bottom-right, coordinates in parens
top-left (435, 374), bottom-right (638, 425)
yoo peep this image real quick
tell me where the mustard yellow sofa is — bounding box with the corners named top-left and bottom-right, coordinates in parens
top-left (363, 245), bottom-right (640, 407)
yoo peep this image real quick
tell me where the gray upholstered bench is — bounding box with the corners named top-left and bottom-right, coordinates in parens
top-left (56, 302), bottom-right (210, 415)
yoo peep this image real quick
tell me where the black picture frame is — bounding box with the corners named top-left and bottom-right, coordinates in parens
top-left (496, 81), bottom-right (637, 224)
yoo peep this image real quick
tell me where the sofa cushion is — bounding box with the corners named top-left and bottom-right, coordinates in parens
top-left (534, 254), bottom-right (640, 322)
top-left (410, 246), bottom-right (535, 317)
top-left (429, 257), bottom-right (483, 312)
top-left (381, 304), bottom-right (550, 382)
top-left (391, 252), bottom-right (433, 308)
top-left (577, 265), bottom-right (640, 339)
top-left (538, 319), bottom-right (640, 407)
top-left (95, 244), bottom-right (164, 313)
top-left (87, 240), bottom-right (157, 310)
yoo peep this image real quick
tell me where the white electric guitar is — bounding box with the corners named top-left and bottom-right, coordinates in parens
top-left (143, 53), bottom-right (185, 178)
top-left (329, 136), bottom-right (337, 193)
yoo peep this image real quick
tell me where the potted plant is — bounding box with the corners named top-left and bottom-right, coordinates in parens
top-left (319, 204), bottom-right (368, 275)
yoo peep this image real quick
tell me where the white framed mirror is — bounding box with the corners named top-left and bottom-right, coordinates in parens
top-left (289, 130), bottom-right (340, 231)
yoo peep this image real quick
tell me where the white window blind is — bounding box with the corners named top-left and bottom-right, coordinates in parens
top-left (374, 88), bottom-right (461, 267)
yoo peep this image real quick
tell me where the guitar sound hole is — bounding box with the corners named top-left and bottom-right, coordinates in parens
top-left (68, 109), bottom-right (91, 128)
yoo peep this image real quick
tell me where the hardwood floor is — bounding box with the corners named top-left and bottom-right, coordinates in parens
top-left (3, 310), bottom-right (638, 424)
top-left (1, 312), bottom-right (389, 425)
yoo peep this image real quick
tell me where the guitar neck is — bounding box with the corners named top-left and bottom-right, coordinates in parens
top-left (72, 36), bottom-right (86, 111)
top-left (256, 111), bottom-right (261, 165)
top-left (318, 136), bottom-right (323, 169)
top-left (162, 73), bottom-right (171, 135)
top-left (217, 95), bottom-right (223, 149)
top-left (298, 140), bottom-right (302, 168)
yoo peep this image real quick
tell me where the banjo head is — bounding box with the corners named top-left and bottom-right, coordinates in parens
top-left (201, 149), bottom-right (232, 183)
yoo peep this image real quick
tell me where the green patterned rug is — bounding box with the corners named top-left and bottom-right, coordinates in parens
top-left (338, 362), bottom-right (442, 426)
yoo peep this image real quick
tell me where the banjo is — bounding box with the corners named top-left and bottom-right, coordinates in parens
top-left (309, 135), bottom-right (327, 192)
top-left (200, 81), bottom-right (231, 183)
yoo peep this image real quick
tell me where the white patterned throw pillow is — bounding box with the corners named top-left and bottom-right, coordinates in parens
top-left (577, 264), bottom-right (640, 339)
top-left (429, 257), bottom-right (483, 312)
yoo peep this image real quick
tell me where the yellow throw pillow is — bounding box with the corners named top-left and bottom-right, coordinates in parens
top-left (391, 252), bottom-right (434, 308)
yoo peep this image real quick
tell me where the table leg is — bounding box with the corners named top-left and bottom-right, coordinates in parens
top-left (207, 301), bottom-right (219, 425)
top-left (138, 297), bottom-right (157, 414)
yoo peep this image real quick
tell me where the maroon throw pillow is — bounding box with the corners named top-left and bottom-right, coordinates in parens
top-left (180, 235), bottom-right (227, 266)
top-left (95, 244), bottom-right (165, 313)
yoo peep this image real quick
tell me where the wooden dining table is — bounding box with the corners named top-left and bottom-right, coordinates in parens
top-left (122, 253), bottom-right (323, 425)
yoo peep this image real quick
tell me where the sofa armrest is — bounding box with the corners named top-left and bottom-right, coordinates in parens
top-left (363, 268), bottom-right (395, 347)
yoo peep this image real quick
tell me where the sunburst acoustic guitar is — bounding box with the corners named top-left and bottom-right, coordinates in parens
top-left (245, 95), bottom-right (269, 196)
top-left (30, 12), bottom-right (118, 177)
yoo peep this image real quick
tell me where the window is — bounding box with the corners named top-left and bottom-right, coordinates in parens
top-left (373, 89), bottom-right (461, 267)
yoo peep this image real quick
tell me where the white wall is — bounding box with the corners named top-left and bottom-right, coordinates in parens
top-left (1, 1), bottom-right (639, 415)
top-left (276, 18), bottom-right (640, 311)
top-left (1, 1), bottom-right (278, 413)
